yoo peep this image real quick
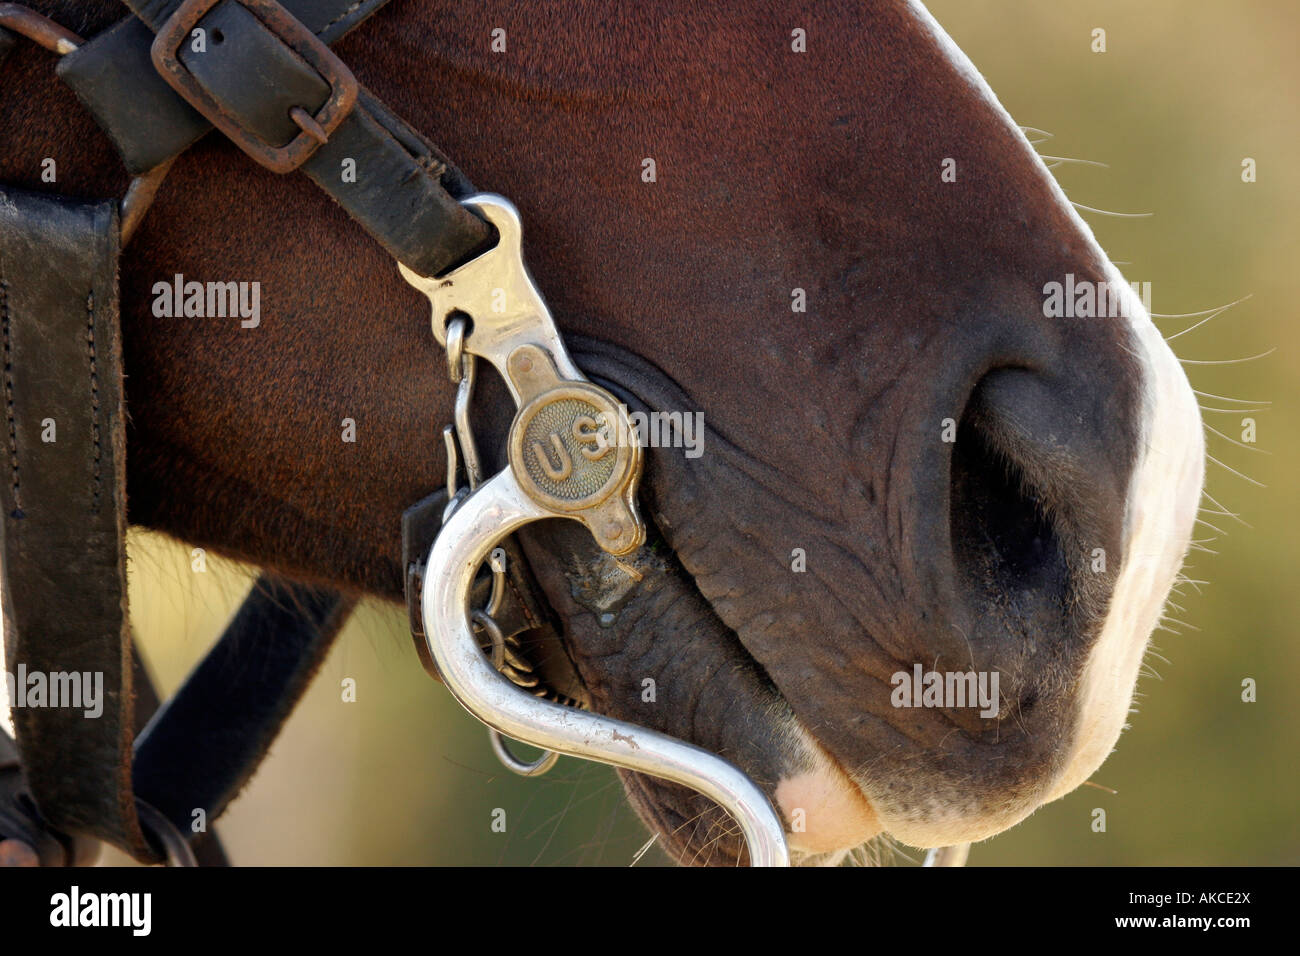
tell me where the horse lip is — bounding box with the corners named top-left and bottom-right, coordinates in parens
top-left (776, 716), bottom-right (884, 856)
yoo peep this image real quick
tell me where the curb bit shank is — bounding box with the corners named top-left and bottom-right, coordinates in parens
top-left (400, 194), bottom-right (791, 867)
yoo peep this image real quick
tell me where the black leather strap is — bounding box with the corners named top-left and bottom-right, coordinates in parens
top-left (126, 0), bottom-right (389, 38)
top-left (57, 0), bottom-right (493, 276)
top-left (129, 642), bottom-right (232, 865)
top-left (0, 182), bottom-right (353, 865)
top-left (132, 576), bottom-right (353, 836)
top-left (56, 17), bottom-right (213, 174)
top-left (0, 184), bottom-right (157, 861)
top-left (1, 1), bottom-right (571, 863)
top-left (56, 0), bottom-right (394, 173)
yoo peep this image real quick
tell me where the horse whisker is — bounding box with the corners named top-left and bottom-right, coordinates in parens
top-left (1081, 780), bottom-right (1118, 795)
top-left (1151, 293), bottom-right (1254, 319)
top-left (1193, 388), bottom-right (1271, 406)
top-left (629, 832), bottom-right (659, 866)
top-left (1202, 489), bottom-right (1252, 528)
top-left (1203, 421), bottom-right (1271, 455)
top-left (1162, 294), bottom-right (1253, 340)
top-left (1206, 453), bottom-right (1265, 488)
top-left (1179, 347), bottom-right (1275, 366)
top-left (1037, 154), bottom-right (1110, 168)
top-left (1070, 200), bottom-right (1153, 218)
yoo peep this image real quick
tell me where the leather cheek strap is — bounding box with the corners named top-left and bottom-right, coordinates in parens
top-left (57, 0), bottom-right (494, 277)
top-left (0, 185), bottom-right (156, 862)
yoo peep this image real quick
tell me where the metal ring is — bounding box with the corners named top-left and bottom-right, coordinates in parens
top-left (119, 158), bottom-right (174, 248)
top-left (489, 730), bottom-right (560, 777)
top-left (445, 315), bottom-right (468, 384)
top-left (485, 547), bottom-right (507, 617)
top-left (473, 603), bottom-right (561, 776)
top-left (135, 800), bottom-right (197, 867)
top-left (452, 357), bottom-right (482, 488)
top-left (0, 4), bottom-right (83, 54)
top-left (471, 608), bottom-right (505, 671)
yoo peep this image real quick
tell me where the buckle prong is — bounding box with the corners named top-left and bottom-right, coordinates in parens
top-left (288, 105), bottom-right (329, 145)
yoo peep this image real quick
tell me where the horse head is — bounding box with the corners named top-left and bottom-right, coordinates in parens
top-left (1, 0), bottom-right (1204, 864)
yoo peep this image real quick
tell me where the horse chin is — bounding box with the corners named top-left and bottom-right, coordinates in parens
top-left (516, 513), bottom-right (878, 867)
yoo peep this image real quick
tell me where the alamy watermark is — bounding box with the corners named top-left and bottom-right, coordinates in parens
top-left (890, 664), bottom-right (1000, 719)
top-left (151, 273), bottom-right (261, 328)
top-left (590, 404), bottom-right (705, 459)
top-left (50, 886), bottom-right (150, 936)
top-left (4, 665), bottom-right (103, 718)
top-left (1042, 274), bottom-right (1151, 319)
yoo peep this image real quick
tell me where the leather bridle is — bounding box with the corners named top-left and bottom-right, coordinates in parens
top-left (0, 0), bottom-right (797, 867)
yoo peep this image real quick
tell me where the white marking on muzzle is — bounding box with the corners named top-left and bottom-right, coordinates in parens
top-left (892, 0), bottom-right (1205, 838)
top-left (1043, 272), bottom-right (1204, 802)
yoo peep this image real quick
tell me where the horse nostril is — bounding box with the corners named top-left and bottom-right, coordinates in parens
top-left (949, 390), bottom-right (1069, 606)
top-left (943, 363), bottom-right (1130, 739)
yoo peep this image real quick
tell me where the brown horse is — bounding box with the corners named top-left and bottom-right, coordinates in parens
top-left (1, 0), bottom-right (1203, 864)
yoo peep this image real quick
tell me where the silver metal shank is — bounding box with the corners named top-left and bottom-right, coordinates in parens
top-left (421, 469), bottom-right (790, 867)
top-left (404, 193), bottom-right (790, 866)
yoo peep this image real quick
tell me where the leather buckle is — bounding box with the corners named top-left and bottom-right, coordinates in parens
top-left (150, 0), bottom-right (358, 173)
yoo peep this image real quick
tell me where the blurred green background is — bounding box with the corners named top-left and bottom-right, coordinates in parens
top-left (117, 0), bottom-right (1297, 866)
